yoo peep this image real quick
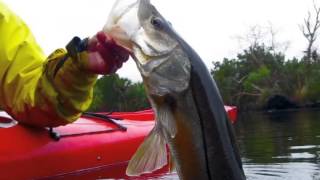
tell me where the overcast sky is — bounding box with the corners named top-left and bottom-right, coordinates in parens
top-left (4, 0), bottom-right (317, 81)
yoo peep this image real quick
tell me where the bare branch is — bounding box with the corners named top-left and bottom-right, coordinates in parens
top-left (251, 84), bottom-right (264, 92)
top-left (234, 23), bottom-right (290, 56)
top-left (299, 24), bottom-right (307, 37)
top-left (235, 75), bottom-right (248, 84)
top-left (268, 22), bottom-right (277, 51)
top-left (232, 92), bottom-right (261, 98)
top-left (300, 0), bottom-right (320, 61)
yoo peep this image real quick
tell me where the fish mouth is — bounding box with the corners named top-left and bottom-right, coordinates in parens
top-left (103, 0), bottom-right (141, 51)
top-left (104, 0), bottom-right (178, 61)
top-left (107, 1), bottom-right (139, 25)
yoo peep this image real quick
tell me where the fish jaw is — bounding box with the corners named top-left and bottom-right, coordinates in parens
top-left (103, 0), bottom-right (140, 51)
top-left (132, 46), bottom-right (191, 96)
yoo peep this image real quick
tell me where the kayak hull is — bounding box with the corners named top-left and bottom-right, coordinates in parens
top-left (0, 106), bottom-right (237, 179)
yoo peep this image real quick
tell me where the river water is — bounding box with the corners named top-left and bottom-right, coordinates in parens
top-left (236, 109), bottom-right (320, 180)
top-left (144, 109), bottom-right (320, 179)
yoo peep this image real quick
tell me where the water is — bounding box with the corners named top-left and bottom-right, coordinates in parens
top-left (236, 109), bottom-right (320, 180)
top-left (146, 109), bottom-right (320, 179)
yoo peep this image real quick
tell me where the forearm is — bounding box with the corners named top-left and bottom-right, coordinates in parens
top-left (3, 48), bottom-right (98, 128)
top-left (0, 1), bottom-right (127, 128)
top-left (39, 48), bottom-right (98, 124)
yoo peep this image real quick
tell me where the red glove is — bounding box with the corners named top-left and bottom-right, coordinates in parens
top-left (87, 32), bottom-right (129, 74)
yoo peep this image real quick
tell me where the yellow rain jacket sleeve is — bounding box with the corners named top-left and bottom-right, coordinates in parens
top-left (0, 2), bottom-right (97, 127)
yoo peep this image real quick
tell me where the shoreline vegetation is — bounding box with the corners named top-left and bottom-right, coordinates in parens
top-left (211, 44), bottom-right (320, 112)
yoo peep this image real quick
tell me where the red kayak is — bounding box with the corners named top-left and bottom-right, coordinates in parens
top-left (0, 106), bottom-right (237, 180)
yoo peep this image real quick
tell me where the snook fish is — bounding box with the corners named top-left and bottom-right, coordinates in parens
top-left (104, 0), bottom-right (246, 179)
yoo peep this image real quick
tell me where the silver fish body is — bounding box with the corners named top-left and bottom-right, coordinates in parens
top-left (104, 0), bottom-right (246, 179)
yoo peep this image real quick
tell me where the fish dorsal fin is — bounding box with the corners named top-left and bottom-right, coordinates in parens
top-left (126, 128), bottom-right (167, 176)
top-left (157, 105), bottom-right (177, 138)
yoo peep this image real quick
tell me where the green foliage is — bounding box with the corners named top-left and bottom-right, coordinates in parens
top-left (88, 74), bottom-right (150, 112)
top-left (211, 44), bottom-right (320, 110)
top-left (304, 63), bottom-right (320, 102)
top-left (212, 58), bottom-right (241, 105)
top-left (243, 66), bottom-right (270, 92)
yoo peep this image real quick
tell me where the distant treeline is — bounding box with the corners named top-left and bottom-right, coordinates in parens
top-left (211, 44), bottom-right (320, 111)
top-left (88, 74), bottom-right (150, 112)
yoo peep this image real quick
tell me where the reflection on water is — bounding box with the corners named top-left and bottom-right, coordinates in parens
top-left (235, 109), bottom-right (320, 180)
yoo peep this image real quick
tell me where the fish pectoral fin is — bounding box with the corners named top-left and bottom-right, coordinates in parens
top-left (169, 151), bottom-right (176, 173)
top-left (157, 105), bottom-right (177, 138)
top-left (126, 128), bottom-right (167, 176)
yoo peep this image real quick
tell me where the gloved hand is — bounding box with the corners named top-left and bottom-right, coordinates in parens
top-left (86, 31), bottom-right (130, 74)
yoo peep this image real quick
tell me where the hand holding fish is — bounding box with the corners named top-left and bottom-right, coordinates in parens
top-left (86, 31), bottom-right (129, 74)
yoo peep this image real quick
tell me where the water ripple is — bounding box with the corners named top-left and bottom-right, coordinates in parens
top-left (244, 163), bottom-right (320, 180)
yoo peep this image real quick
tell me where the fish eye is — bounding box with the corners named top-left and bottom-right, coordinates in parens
top-left (151, 17), bottom-right (163, 29)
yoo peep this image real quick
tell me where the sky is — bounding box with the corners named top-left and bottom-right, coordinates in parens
top-left (4, 0), bottom-right (318, 81)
